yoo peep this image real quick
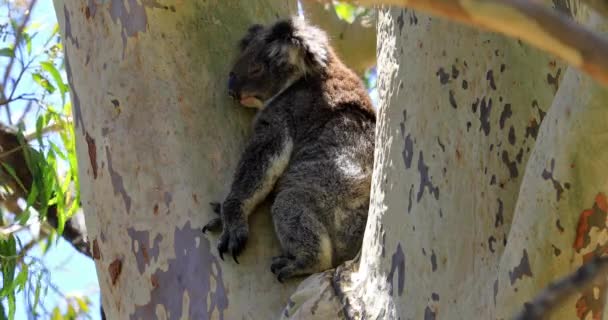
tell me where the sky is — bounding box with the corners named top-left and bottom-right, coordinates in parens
top-left (0, 0), bottom-right (101, 319)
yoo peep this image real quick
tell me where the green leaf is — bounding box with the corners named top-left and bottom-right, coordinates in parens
top-left (40, 61), bottom-right (68, 99)
top-left (334, 2), bottom-right (357, 23)
top-left (0, 235), bottom-right (17, 320)
top-left (75, 296), bottom-right (90, 313)
top-left (24, 183), bottom-right (39, 216)
top-left (0, 235), bottom-right (17, 296)
top-left (22, 32), bottom-right (32, 55)
top-left (50, 141), bottom-right (67, 160)
top-left (14, 264), bottom-right (28, 292)
top-left (35, 114), bottom-right (44, 147)
top-left (0, 48), bottom-right (14, 58)
top-left (51, 307), bottom-right (62, 320)
top-left (0, 162), bottom-right (26, 193)
top-left (32, 73), bottom-right (56, 94)
top-left (32, 272), bottom-right (43, 312)
top-left (7, 294), bottom-right (14, 320)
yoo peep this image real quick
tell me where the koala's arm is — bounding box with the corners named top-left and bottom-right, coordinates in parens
top-left (216, 117), bottom-right (293, 260)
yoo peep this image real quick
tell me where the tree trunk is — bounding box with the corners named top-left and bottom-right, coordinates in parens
top-left (53, 1), bottom-right (297, 318)
top-left (283, 3), bottom-right (608, 320)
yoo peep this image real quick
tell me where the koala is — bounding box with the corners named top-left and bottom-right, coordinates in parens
top-left (202, 16), bottom-right (375, 282)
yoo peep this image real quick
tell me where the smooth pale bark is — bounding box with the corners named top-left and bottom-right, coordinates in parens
top-left (53, 1), bottom-right (297, 319)
top-left (284, 3), bottom-right (608, 320)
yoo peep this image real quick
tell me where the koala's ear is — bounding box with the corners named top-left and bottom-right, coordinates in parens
top-left (268, 20), bottom-right (296, 42)
top-left (239, 24), bottom-right (264, 51)
top-left (267, 17), bottom-right (329, 74)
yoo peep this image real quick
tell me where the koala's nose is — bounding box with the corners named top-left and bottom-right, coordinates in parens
top-left (228, 72), bottom-right (237, 98)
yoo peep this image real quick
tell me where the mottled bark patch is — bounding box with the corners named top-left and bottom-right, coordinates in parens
top-left (388, 243), bottom-right (405, 296)
top-left (499, 104), bottom-right (512, 129)
top-left (163, 191), bottom-right (173, 209)
top-left (92, 239), bottom-right (101, 259)
top-left (127, 228), bottom-right (163, 274)
top-left (109, 258), bottom-right (123, 285)
top-left (508, 126), bottom-right (516, 145)
top-left (488, 236), bottom-right (496, 253)
top-left (417, 152), bottom-right (439, 201)
top-left (486, 69), bottom-right (496, 90)
top-left (479, 97), bottom-right (492, 136)
top-left (547, 68), bottom-right (562, 93)
top-left (541, 158), bottom-right (566, 201)
top-left (430, 250), bottom-right (437, 272)
top-left (509, 250), bottom-right (533, 285)
top-left (501, 150), bottom-right (518, 178)
top-left (524, 119), bottom-right (540, 139)
top-left (108, 0), bottom-right (165, 57)
top-left (131, 222), bottom-right (228, 319)
top-left (448, 90), bottom-right (457, 109)
top-left (64, 55), bottom-right (84, 133)
top-left (493, 279), bottom-right (498, 305)
top-left (552, 245), bottom-right (562, 256)
top-left (85, 131), bottom-right (98, 179)
top-left (571, 196), bottom-right (608, 319)
top-left (106, 146), bottom-right (132, 213)
top-left (574, 193), bottom-right (608, 252)
top-left (86, 0), bottom-right (97, 18)
top-left (63, 6), bottom-right (80, 48)
top-left (436, 67), bottom-right (450, 85)
top-left (451, 65), bottom-right (459, 79)
top-left (408, 184), bottom-right (413, 213)
top-left (424, 306), bottom-right (436, 320)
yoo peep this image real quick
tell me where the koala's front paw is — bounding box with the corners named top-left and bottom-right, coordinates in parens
top-left (217, 220), bottom-right (248, 264)
top-left (202, 202), bottom-right (223, 234)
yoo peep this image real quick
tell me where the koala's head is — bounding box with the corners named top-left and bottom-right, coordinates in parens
top-left (227, 17), bottom-right (330, 108)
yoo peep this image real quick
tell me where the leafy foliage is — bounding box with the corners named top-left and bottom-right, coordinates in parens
top-left (0, 1), bottom-right (85, 318)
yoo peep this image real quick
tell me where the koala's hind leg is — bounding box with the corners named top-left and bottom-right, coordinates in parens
top-left (270, 191), bottom-right (333, 282)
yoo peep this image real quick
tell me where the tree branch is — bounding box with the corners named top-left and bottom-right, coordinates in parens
top-left (317, 0), bottom-right (608, 87)
top-left (0, 93), bottom-right (37, 106)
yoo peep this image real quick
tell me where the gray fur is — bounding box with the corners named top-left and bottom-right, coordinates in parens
top-left (203, 16), bottom-right (375, 282)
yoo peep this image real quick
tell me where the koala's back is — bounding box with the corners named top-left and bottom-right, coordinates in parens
top-left (259, 58), bottom-right (375, 265)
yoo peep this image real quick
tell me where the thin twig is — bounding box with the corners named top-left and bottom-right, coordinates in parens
top-left (0, 93), bottom-right (37, 106)
top-left (24, 123), bottom-right (64, 141)
top-left (1, 0), bottom-right (38, 91)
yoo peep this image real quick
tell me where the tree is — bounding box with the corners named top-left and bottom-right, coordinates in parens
top-left (283, 2), bottom-right (608, 319)
top-left (52, 0), bottom-right (305, 318)
top-left (51, 0), bottom-right (608, 319)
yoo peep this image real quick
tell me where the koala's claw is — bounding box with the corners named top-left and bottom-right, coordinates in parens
top-left (232, 250), bottom-right (240, 264)
top-left (216, 223), bottom-right (248, 264)
top-left (202, 217), bottom-right (222, 234)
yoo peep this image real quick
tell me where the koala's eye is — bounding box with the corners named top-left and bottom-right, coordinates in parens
top-left (248, 63), bottom-right (264, 76)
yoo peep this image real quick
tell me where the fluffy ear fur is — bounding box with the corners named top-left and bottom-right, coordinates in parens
top-left (265, 17), bottom-right (329, 74)
top-left (239, 24), bottom-right (264, 51)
